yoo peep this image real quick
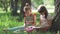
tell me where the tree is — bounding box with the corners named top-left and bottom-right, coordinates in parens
top-left (0, 0), bottom-right (8, 12)
top-left (10, 0), bottom-right (18, 16)
top-left (50, 0), bottom-right (60, 34)
top-left (19, 0), bottom-right (31, 21)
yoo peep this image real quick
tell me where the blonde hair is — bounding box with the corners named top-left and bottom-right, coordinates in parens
top-left (24, 3), bottom-right (31, 12)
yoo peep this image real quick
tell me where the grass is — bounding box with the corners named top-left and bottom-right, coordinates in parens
top-left (0, 12), bottom-right (55, 34)
top-left (0, 13), bottom-right (24, 34)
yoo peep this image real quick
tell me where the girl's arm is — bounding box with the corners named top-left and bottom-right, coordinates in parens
top-left (47, 14), bottom-right (52, 26)
top-left (33, 14), bottom-right (36, 25)
top-left (24, 17), bottom-right (26, 27)
top-left (47, 18), bottom-right (52, 27)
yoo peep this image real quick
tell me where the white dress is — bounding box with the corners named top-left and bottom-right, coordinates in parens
top-left (40, 14), bottom-right (52, 28)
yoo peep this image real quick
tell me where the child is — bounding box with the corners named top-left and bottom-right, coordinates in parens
top-left (37, 6), bottom-right (52, 34)
top-left (3, 3), bottom-right (36, 34)
top-left (24, 3), bottom-right (36, 32)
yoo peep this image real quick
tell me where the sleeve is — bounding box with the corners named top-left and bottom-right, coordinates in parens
top-left (34, 14), bottom-right (36, 17)
top-left (23, 6), bottom-right (26, 12)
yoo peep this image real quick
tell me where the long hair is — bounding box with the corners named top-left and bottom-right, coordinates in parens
top-left (38, 6), bottom-right (48, 18)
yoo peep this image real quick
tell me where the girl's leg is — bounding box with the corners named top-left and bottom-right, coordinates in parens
top-left (3, 26), bottom-right (24, 34)
top-left (13, 26), bottom-right (25, 34)
top-left (7, 26), bottom-right (24, 31)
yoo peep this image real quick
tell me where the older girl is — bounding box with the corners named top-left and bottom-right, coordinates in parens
top-left (37, 6), bottom-right (52, 34)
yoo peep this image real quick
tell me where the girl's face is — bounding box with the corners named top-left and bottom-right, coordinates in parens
top-left (40, 12), bottom-right (45, 15)
top-left (26, 10), bottom-right (31, 15)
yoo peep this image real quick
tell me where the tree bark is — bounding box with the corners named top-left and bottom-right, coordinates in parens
top-left (11, 0), bottom-right (18, 16)
top-left (50, 0), bottom-right (60, 34)
top-left (2, 0), bottom-right (8, 12)
top-left (19, 0), bottom-right (31, 21)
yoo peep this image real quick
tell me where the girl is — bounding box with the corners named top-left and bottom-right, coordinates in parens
top-left (3, 3), bottom-right (36, 34)
top-left (37, 6), bottom-right (52, 34)
top-left (24, 3), bottom-right (36, 32)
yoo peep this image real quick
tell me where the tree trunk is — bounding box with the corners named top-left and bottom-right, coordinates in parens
top-left (11, 0), bottom-right (18, 16)
top-left (2, 0), bottom-right (8, 12)
top-left (50, 0), bottom-right (60, 34)
top-left (19, 0), bottom-right (31, 21)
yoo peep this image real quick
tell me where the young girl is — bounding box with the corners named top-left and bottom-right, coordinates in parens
top-left (24, 3), bottom-right (36, 32)
top-left (3, 3), bottom-right (36, 34)
top-left (37, 6), bottom-right (52, 34)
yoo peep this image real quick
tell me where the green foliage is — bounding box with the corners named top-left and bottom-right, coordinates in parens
top-left (31, 0), bottom-right (54, 9)
top-left (0, 0), bottom-right (54, 11)
top-left (31, 0), bottom-right (44, 8)
top-left (49, 0), bottom-right (54, 5)
top-left (43, 0), bottom-right (54, 5)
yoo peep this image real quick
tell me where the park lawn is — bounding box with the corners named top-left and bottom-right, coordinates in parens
top-left (0, 12), bottom-right (54, 34)
top-left (0, 13), bottom-right (24, 34)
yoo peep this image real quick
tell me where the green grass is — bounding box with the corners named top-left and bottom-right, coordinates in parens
top-left (0, 12), bottom-right (55, 34)
top-left (0, 13), bottom-right (24, 34)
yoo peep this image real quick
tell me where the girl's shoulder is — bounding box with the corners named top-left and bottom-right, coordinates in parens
top-left (33, 13), bottom-right (36, 16)
top-left (31, 13), bottom-right (36, 16)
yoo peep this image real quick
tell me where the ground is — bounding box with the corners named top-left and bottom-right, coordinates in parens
top-left (0, 12), bottom-right (54, 34)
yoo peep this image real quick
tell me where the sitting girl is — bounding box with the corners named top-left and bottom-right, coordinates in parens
top-left (24, 3), bottom-right (36, 32)
top-left (37, 6), bottom-right (52, 34)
